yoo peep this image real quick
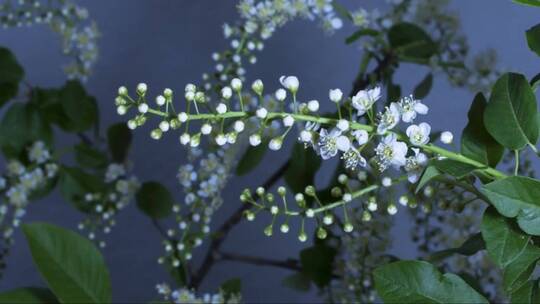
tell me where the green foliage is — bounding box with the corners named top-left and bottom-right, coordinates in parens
top-left (430, 159), bottom-right (477, 179)
top-left (22, 223), bottom-right (111, 303)
top-left (481, 176), bottom-right (540, 235)
top-left (0, 102), bottom-right (53, 159)
top-left (74, 143), bottom-right (108, 169)
top-left (484, 73), bottom-right (539, 150)
top-left (345, 28), bottom-right (379, 44)
top-left (413, 73), bottom-right (433, 99)
top-left (373, 260), bottom-right (488, 303)
top-left (415, 165), bottom-right (441, 193)
top-left (513, 0), bottom-right (540, 7)
top-left (107, 123), bottom-right (132, 163)
top-left (461, 93), bottom-right (504, 167)
top-left (282, 273), bottom-right (312, 292)
top-left (527, 23), bottom-right (540, 56)
top-left (0, 46), bottom-right (24, 107)
top-left (235, 140), bottom-right (269, 176)
top-left (510, 280), bottom-right (540, 303)
top-left (220, 278), bottom-right (242, 301)
top-left (481, 207), bottom-right (530, 268)
top-left (503, 244), bottom-right (540, 293)
top-left (285, 142), bottom-right (322, 194)
top-left (388, 22), bottom-right (437, 60)
top-left (59, 166), bottom-right (105, 212)
top-left (428, 233), bottom-right (485, 262)
top-left (136, 182), bottom-right (174, 218)
top-left (0, 287), bottom-right (57, 303)
top-left (299, 243), bottom-right (336, 288)
top-left (57, 81), bottom-right (99, 132)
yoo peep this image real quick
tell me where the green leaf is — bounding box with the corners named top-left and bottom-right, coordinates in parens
top-left (373, 260), bottom-right (488, 303)
top-left (413, 73), bottom-right (433, 99)
top-left (59, 167), bottom-right (105, 212)
top-left (136, 182), bottom-right (174, 218)
top-left (388, 23), bottom-right (437, 60)
top-left (481, 207), bottom-right (530, 268)
top-left (235, 140), bottom-right (269, 176)
top-left (57, 81), bottom-right (98, 132)
top-left (527, 23), bottom-right (540, 57)
top-left (300, 244), bottom-right (336, 288)
top-left (0, 287), bottom-right (57, 303)
top-left (429, 233), bottom-right (485, 262)
top-left (107, 123), bottom-right (132, 163)
top-left (387, 81), bottom-right (401, 103)
top-left (461, 93), bottom-right (504, 167)
top-left (484, 73), bottom-right (539, 150)
top-left (0, 47), bottom-right (24, 107)
top-left (284, 142), bottom-right (322, 194)
top-left (431, 159), bottom-right (477, 179)
top-left (74, 144), bottom-right (108, 169)
top-left (345, 28), bottom-right (379, 44)
top-left (513, 0), bottom-right (540, 7)
top-left (220, 278), bottom-right (241, 301)
top-left (510, 280), bottom-right (540, 304)
top-left (22, 223), bottom-right (111, 303)
top-left (503, 244), bottom-right (540, 293)
top-left (415, 166), bottom-right (441, 193)
top-left (282, 273), bottom-right (311, 292)
top-left (481, 176), bottom-right (540, 235)
top-left (0, 103), bottom-right (53, 159)
top-left (331, 1), bottom-right (352, 20)
top-left (531, 72), bottom-right (540, 91)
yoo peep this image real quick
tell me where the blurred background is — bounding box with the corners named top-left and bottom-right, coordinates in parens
top-left (0, 0), bottom-right (538, 302)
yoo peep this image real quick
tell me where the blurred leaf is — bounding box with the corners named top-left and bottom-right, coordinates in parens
top-left (510, 279), bottom-right (540, 304)
top-left (461, 93), bottom-right (504, 167)
top-left (481, 207), bottom-right (530, 268)
top-left (0, 287), bottom-right (57, 303)
top-left (59, 166), bottom-right (105, 212)
top-left (22, 223), bottom-right (111, 303)
top-left (374, 260), bottom-right (488, 303)
top-left (388, 23), bottom-right (437, 60)
top-left (74, 143), bottom-right (108, 169)
top-left (282, 273), bottom-right (311, 292)
top-left (503, 244), bottom-right (540, 293)
top-left (429, 233), bottom-right (485, 262)
top-left (345, 28), bottom-right (379, 44)
top-left (531, 72), bottom-right (540, 91)
top-left (430, 159), bottom-right (477, 179)
top-left (331, 1), bottom-right (352, 20)
top-left (513, 0), bottom-right (540, 6)
top-left (0, 47), bottom-right (24, 107)
top-left (235, 140), bottom-right (268, 176)
top-left (415, 166), bottom-right (441, 193)
top-left (0, 103), bottom-right (53, 159)
top-left (285, 142), bottom-right (322, 194)
top-left (136, 182), bottom-right (174, 218)
top-left (413, 73), bottom-right (433, 99)
top-left (107, 123), bottom-right (132, 163)
top-left (481, 176), bottom-right (540, 235)
top-left (527, 23), bottom-right (540, 56)
top-left (57, 81), bottom-right (98, 132)
top-left (220, 278), bottom-right (241, 301)
top-left (300, 243), bottom-right (336, 288)
top-left (484, 73), bottom-right (538, 150)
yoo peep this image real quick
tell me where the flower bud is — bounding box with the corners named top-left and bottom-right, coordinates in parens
top-left (155, 95), bottom-right (166, 106)
top-left (307, 100), bottom-right (319, 112)
top-left (382, 177), bottom-right (392, 187)
top-left (137, 83), bottom-right (147, 95)
top-left (275, 88), bottom-right (287, 101)
top-left (201, 123), bottom-right (212, 135)
top-left (280, 75), bottom-right (299, 93)
top-left (387, 203), bottom-right (398, 215)
top-left (163, 88), bottom-right (173, 98)
top-left (150, 129), bottom-right (162, 140)
top-left (298, 232), bottom-right (307, 242)
top-left (338, 174), bottom-right (348, 184)
top-left (185, 83), bottom-right (196, 92)
top-left (283, 115), bottom-right (295, 127)
top-left (179, 133), bottom-right (191, 145)
top-left (137, 103), bottom-right (148, 114)
top-left (256, 107), bottom-right (268, 119)
top-left (277, 186), bottom-right (286, 196)
top-left (316, 227), bottom-right (327, 239)
top-left (231, 78), bottom-right (242, 91)
top-left (299, 130), bottom-right (312, 142)
top-left (331, 187), bottom-right (342, 198)
top-left (280, 223), bottom-right (290, 233)
top-left (249, 134), bottom-right (262, 146)
top-left (185, 91), bottom-right (195, 101)
top-left (194, 91), bottom-right (205, 103)
top-left (264, 225), bottom-right (273, 236)
top-left (221, 86), bottom-right (233, 100)
top-left (159, 121), bottom-right (170, 132)
top-left (215, 134), bottom-right (227, 146)
top-left (323, 214), bottom-right (334, 225)
top-left (117, 105), bottom-right (127, 115)
top-left (343, 222), bottom-right (354, 233)
top-left (269, 137), bottom-right (283, 151)
top-left (270, 206), bottom-right (279, 215)
top-left (216, 103), bottom-right (227, 114)
top-left (441, 131), bottom-right (453, 144)
top-left (251, 79), bottom-right (264, 95)
top-left (256, 187), bottom-right (265, 196)
top-left (329, 88), bottom-right (343, 103)
top-left (343, 193), bottom-right (352, 202)
top-left (118, 86), bottom-right (128, 96)
top-left (337, 119), bottom-right (349, 131)
top-left (178, 112), bottom-right (188, 122)
top-left (127, 120), bottom-right (137, 130)
top-left (234, 120), bottom-right (245, 133)
top-left (305, 209), bottom-right (315, 218)
top-left (305, 185), bottom-right (316, 196)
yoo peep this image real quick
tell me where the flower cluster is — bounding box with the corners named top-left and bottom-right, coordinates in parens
top-left (0, 0), bottom-right (99, 80)
top-left (156, 283), bottom-right (241, 304)
top-left (76, 163), bottom-right (140, 249)
top-left (0, 141), bottom-right (58, 276)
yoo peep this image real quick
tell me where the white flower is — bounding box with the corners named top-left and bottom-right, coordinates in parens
top-left (185, 83), bottom-right (196, 92)
top-left (256, 107), bottom-right (268, 119)
top-left (178, 112), bottom-right (188, 122)
top-left (234, 121), bottom-right (245, 133)
top-left (249, 134), bottom-right (262, 146)
top-left (342, 149), bottom-right (367, 169)
top-left (377, 102), bottom-right (401, 134)
top-left (406, 122), bottom-right (431, 146)
top-left (275, 88), bottom-right (287, 101)
top-left (155, 95), bottom-right (166, 106)
top-left (399, 95), bottom-right (428, 123)
top-left (307, 100), bottom-right (319, 112)
top-left (329, 89), bottom-right (343, 103)
top-left (352, 87), bottom-right (381, 115)
top-left (28, 142), bottom-right (50, 164)
top-left (375, 133), bottom-right (408, 171)
top-left (283, 115), bottom-right (295, 127)
top-left (441, 131), bottom-right (454, 144)
top-left (337, 119), bottom-right (349, 131)
top-left (221, 86), bottom-right (233, 100)
top-left (317, 128), bottom-right (349, 160)
top-left (382, 177), bottom-right (392, 187)
top-left (352, 130), bottom-right (369, 145)
top-left (405, 148), bottom-right (428, 183)
top-left (118, 86), bottom-right (128, 96)
top-left (216, 103), bottom-right (227, 114)
top-left (180, 133), bottom-right (191, 145)
top-left (269, 138), bottom-right (283, 151)
top-left (200, 124), bottom-right (212, 135)
top-left (231, 78), bottom-right (242, 91)
top-left (105, 164), bottom-right (126, 183)
top-left (300, 130), bottom-right (313, 142)
top-left (138, 103), bottom-right (148, 114)
top-left (279, 75), bottom-right (299, 93)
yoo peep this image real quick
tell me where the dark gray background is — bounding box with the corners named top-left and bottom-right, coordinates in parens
top-left (0, 1), bottom-right (538, 302)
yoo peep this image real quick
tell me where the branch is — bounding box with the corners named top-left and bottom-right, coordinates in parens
top-left (217, 251), bottom-right (302, 272)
